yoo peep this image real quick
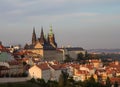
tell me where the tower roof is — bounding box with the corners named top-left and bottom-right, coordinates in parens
top-left (39, 27), bottom-right (46, 44)
top-left (32, 27), bottom-right (36, 45)
top-left (49, 25), bottom-right (53, 35)
top-left (33, 27), bottom-right (35, 34)
top-left (40, 27), bottom-right (44, 39)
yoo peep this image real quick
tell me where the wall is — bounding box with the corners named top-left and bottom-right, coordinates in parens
top-left (44, 50), bottom-right (63, 61)
top-left (29, 65), bottom-right (41, 79)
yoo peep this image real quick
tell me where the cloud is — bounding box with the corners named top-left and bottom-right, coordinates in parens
top-left (25, 12), bottom-right (120, 26)
top-left (26, 12), bottom-right (98, 22)
top-left (0, 0), bottom-right (119, 26)
top-left (1, 0), bottom-right (38, 7)
top-left (1, 0), bottom-right (119, 9)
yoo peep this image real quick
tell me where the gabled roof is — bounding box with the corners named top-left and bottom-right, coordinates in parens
top-left (36, 63), bottom-right (50, 70)
top-left (76, 70), bottom-right (89, 75)
top-left (50, 64), bottom-right (62, 70)
top-left (0, 66), bottom-right (9, 70)
top-left (0, 44), bottom-right (9, 52)
top-left (110, 77), bottom-right (120, 84)
top-left (8, 60), bottom-right (21, 65)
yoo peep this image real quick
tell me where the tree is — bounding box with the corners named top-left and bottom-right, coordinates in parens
top-left (106, 77), bottom-right (111, 87)
top-left (47, 80), bottom-right (58, 87)
top-left (58, 70), bottom-right (69, 87)
top-left (85, 51), bottom-right (89, 59)
top-left (88, 75), bottom-right (96, 87)
top-left (23, 61), bottom-right (27, 66)
top-left (29, 78), bottom-right (36, 83)
top-left (66, 77), bottom-right (75, 87)
top-left (83, 75), bottom-right (99, 87)
top-left (114, 81), bottom-right (118, 87)
top-left (75, 81), bottom-right (83, 87)
top-left (37, 78), bottom-right (46, 87)
top-left (22, 72), bottom-right (28, 77)
top-left (77, 53), bottom-right (84, 61)
top-left (62, 70), bottom-right (69, 85)
top-left (58, 74), bottom-right (64, 87)
top-left (64, 54), bottom-right (72, 62)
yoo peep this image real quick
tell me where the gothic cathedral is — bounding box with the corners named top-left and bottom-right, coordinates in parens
top-left (24, 26), bottom-right (63, 61)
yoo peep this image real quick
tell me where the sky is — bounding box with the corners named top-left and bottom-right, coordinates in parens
top-left (0, 0), bottom-right (120, 49)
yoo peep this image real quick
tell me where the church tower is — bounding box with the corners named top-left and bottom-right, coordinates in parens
top-left (39, 27), bottom-right (46, 45)
top-left (48, 25), bottom-right (57, 48)
top-left (32, 27), bottom-right (36, 45)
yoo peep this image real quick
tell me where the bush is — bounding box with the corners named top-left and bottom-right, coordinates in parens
top-left (22, 72), bottom-right (28, 77)
top-left (28, 78), bottom-right (36, 83)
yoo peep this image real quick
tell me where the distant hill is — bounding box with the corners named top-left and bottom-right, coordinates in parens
top-left (87, 49), bottom-right (120, 53)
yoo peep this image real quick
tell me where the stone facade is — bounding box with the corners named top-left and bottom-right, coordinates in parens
top-left (24, 26), bottom-right (63, 61)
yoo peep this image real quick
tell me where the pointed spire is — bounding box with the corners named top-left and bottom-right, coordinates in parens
top-left (33, 26), bottom-right (35, 34)
top-left (44, 34), bottom-right (47, 40)
top-left (50, 24), bottom-right (52, 31)
top-left (40, 26), bottom-right (44, 40)
top-left (39, 26), bottom-right (46, 45)
top-left (32, 27), bottom-right (36, 45)
top-left (48, 25), bottom-right (57, 48)
top-left (49, 24), bottom-right (53, 35)
top-left (41, 26), bottom-right (44, 38)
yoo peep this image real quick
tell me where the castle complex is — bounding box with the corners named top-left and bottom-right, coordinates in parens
top-left (24, 26), bottom-right (63, 61)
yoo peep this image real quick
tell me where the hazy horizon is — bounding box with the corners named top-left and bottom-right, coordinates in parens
top-left (0, 0), bottom-right (120, 49)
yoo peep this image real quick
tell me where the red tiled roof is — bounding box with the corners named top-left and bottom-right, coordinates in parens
top-left (71, 64), bottom-right (80, 69)
top-left (8, 60), bottom-right (21, 65)
top-left (110, 77), bottom-right (120, 84)
top-left (90, 59), bottom-right (100, 63)
top-left (76, 70), bottom-right (89, 75)
top-left (22, 58), bottom-right (29, 61)
top-left (86, 64), bottom-right (94, 70)
top-left (0, 66), bottom-right (9, 70)
top-left (14, 50), bottom-right (34, 56)
top-left (53, 61), bottom-right (59, 65)
top-left (0, 45), bottom-right (9, 52)
top-left (50, 64), bottom-right (62, 70)
top-left (37, 63), bottom-right (50, 70)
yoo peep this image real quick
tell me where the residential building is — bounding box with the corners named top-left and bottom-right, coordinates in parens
top-left (29, 63), bottom-right (50, 82)
top-left (49, 64), bottom-right (62, 81)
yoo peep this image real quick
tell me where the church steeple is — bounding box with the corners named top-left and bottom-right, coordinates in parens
top-left (41, 27), bottom-right (44, 37)
top-left (48, 25), bottom-right (57, 48)
top-left (32, 27), bottom-right (36, 45)
top-left (39, 27), bottom-right (46, 45)
top-left (49, 25), bottom-right (53, 35)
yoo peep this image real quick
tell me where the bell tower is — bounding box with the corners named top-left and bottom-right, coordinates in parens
top-left (48, 25), bottom-right (57, 48)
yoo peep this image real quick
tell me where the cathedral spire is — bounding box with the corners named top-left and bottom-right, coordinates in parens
top-left (40, 26), bottom-right (44, 39)
top-left (49, 24), bottom-right (53, 35)
top-left (48, 25), bottom-right (57, 48)
top-left (32, 27), bottom-right (36, 45)
top-left (39, 27), bottom-right (46, 45)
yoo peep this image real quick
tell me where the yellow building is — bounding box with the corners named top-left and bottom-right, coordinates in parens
top-left (29, 63), bottom-right (51, 82)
